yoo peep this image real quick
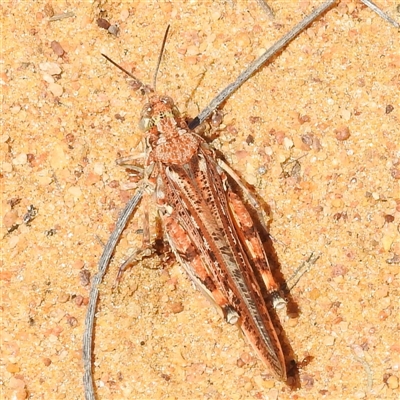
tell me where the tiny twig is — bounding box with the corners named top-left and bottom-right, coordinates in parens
top-left (361, 0), bottom-right (400, 28)
top-left (284, 253), bottom-right (321, 292)
top-left (83, 189), bottom-right (144, 400)
top-left (352, 350), bottom-right (373, 393)
top-left (94, 235), bottom-right (105, 248)
top-left (49, 11), bottom-right (75, 22)
top-left (256, 0), bottom-right (275, 19)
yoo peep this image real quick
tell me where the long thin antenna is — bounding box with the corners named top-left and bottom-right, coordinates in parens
top-left (83, 189), bottom-right (144, 400)
top-left (188, 0), bottom-right (399, 130)
top-left (153, 25), bottom-right (170, 91)
top-left (188, 0), bottom-right (336, 130)
top-left (101, 53), bottom-right (148, 93)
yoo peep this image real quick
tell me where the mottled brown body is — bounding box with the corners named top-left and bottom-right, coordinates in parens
top-left (138, 94), bottom-right (286, 379)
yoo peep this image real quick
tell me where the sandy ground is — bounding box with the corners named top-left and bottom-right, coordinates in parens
top-left (1, 1), bottom-right (399, 399)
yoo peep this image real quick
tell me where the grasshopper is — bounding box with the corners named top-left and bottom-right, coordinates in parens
top-left (100, 38), bottom-right (288, 380)
top-left (83, 1), bottom-right (398, 398)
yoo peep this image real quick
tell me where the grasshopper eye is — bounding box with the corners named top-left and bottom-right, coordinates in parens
top-left (160, 96), bottom-right (180, 117)
top-left (139, 103), bottom-right (154, 131)
top-left (141, 103), bottom-right (153, 118)
top-left (160, 96), bottom-right (173, 106)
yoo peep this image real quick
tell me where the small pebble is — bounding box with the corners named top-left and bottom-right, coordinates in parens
top-left (58, 292), bottom-right (70, 303)
top-left (26, 153), bottom-right (35, 165)
top-left (0, 71), bottom-right (9, 84)
top-left (352, 345), bottom-right (365, 358)
top-left (386, 375), bottom-right (399, 389)
top-left (66, 315), bottom-right (78, 327)
top-left (39, 62), bottom-right (61, 75)
top-left (10, 105), bottom-right (21, 114)
top-left (378, 310), bottom-right (389, 321)
top-left (43, 357), bottom-right (52, 366)
top-left (384, 215), bottom-right (395, 223)
top-left (298, 114), bottom-right (310, 124)
top-left (97, 18), bottom-right (110, 30)
top-left (8, 377), bottom-right (25, 389)
top-left (73, 260), bottom-right (84, 269)
top-left (108, 180), bottom-right (119, 189)
top-left (93, 162), bottom-right (104, 175)
top-left (385, 105), bottom-right (394, 114)
top-left (283, 137), bottom-right (294, 150)
top-left (169, 302), bottom-right (184, 314)
top-left (3, 210), bottom-right (19, 229)
top-left (51, 41), bottom-right (65, 57)
top-left (79, 269), bottom-right (91, 287)
top-left (239, 352), bottom-right (253, 364)
top-left (49, 144), bottom-right (67, 169)
top-left (11, 388), bottom-right (28, 400)
top-left (74, 295), bottom-right (84, 306)
top-left (13, 153), bottom-right (28, 165)
top-left (42, 73), bottom-right (55, 84)
top-left (108, 25), bottom-right (119, 36)
top-left (335, 126), bottom-right (351, 141)
top-left (235, 32), bottom-right (251, 48)
top-left (120, 9), bottom-right (129, 21)
top-left (129, 304), bottom-right (142, 318)
top-left (85, 172), bottom-right (101, 185)
top-left (37, 176), bottom-right (53, 186)
top-left (309, 288), bottom-right (321, 300)
top-left (382, 235), bottom-right (394, 251)
top-left (264, 146), bottom-right (273, 156)
top-left (0, 134), bottom-right (10, 143)
top-left (67, 186), bottom-right (82, 199)
top-left (159, 2), bottom-right (172, 13)
top-left (186, 45), bottom-right (200, 56)
top-left (48, 83), bottom-right (63, 97)
top-left (9, 236), bottom-right (20, 249)
top-left (6, 362), bottom-right (20, 373)
top-left (391, 168), bottom-right (400, 179)
top-left (341, 109), bottom-right (351, 120)
top-left (324, 336), bottom-right (335, 346)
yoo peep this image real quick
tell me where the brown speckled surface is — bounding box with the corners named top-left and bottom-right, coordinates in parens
top-left (1, 1), bottom-right (399, 399)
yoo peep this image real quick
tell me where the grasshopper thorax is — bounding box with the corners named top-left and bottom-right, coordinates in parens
top-left (143, 95), bottom-right (200, 166)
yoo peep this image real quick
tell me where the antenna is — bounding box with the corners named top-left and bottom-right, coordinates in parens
top-left (153, 25), bottom-right (170, 91)
top-left (102, 25), bottom-right (170, 94)
top-left (101, 53), bottom-right (150, 94)
top-left (188, 0), bottom-right (399, 131)
top-left (188, 0), bottom-right (336, 130)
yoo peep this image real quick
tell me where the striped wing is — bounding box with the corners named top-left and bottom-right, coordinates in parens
top-left (155, 142), bottom-right (286, 379)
